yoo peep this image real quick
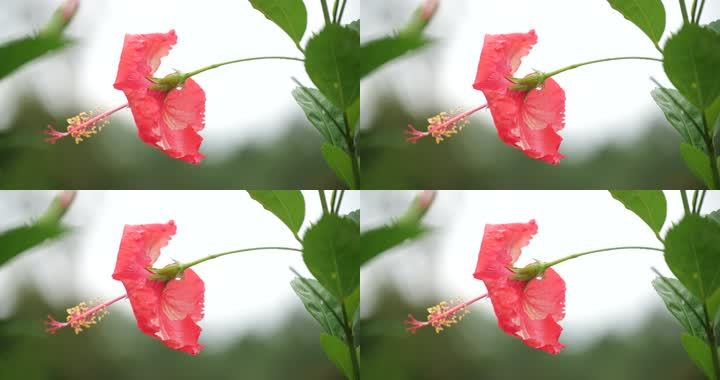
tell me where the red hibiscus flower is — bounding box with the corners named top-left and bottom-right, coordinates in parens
top-left (473, 220), bottom-right (566, 354)
top-left (473, 30), bottom-right (566, 165)
top-left (112, 220), bottom-right (205, 355)
top-left (114, 30), bottom-right (206, 164)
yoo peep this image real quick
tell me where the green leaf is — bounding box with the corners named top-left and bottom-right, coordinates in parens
top-left (709, 20), bottom-right (720, 34)
top-left (651, 276), bottom-right (707, 340)
top-left (302, 214), bottom-right (359, 301)
top-left (248, 0), bottom-right (307, 44)
top-left (708, 288), bottom-right (720, 327)
top-left (347, 20), bottom-right (360, 34)
top-left (291, 87), bottom-right (347, 151)
top-left (289, 277), bottom-right (345, 339)
top-left (346, 97), bottom-right (360, 138)
top-left (609, 190), bottom-right (667, 234)
top-left (344, 286), bottom-right (360, 322)
top-left (709, 209), bottom-right (720, 225)
top-left (320, 333), bottom-right (355, 380)
top-left (681, 333), bottom-right (718, 379)
top-left (360, 34), bottom-right (430, 79)
top-left (705, 95), bottom-right (720, 137)
top-left (321, 143), bottom-right (356, 189)
top-left (664, 23), bottom-right (720, 109)
top-left (651, 88), bottom-right (706, 152)
top-left (305, 24), bottom-right (360, 110)
top-left (247, 190), bottom-right (305, 235)
top-left (346, 209), bottom-right (360, 225)
top-left (680, 143), bottom-right (717, 189)
top-left (0, 223), bottom-right (67, 267)
top-left (360, 223), bottom-right (427, 265)
top-left (0, 34), bottom-right (69, 80)
top-left (607, 0), bottom-right (665, 44)
top-left (665, 214), bottom-right (720, 301)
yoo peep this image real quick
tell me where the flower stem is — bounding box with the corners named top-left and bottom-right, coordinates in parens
top-left (180, 246), bottom-right (302, 270)
top-left (341, 300), bottom-right (361, 380)
top-left (703, 302), bottom-right (720, 379)
top-left (543, 246), bottom-right (664, 269)
top-left (702, 113), bottom-right (720, 189)
top-left (343, 111), bottom-right (361, 189)
top-left (319, 191), bottom-right (330, 214)
top-left (181, 56), bottom-right (304, 81)
top-left (679, 0), bottom-right (690, 23)
top-left (320, 0), bottom-right (331, 24)
top-left (681, 190), bottom-right (691, 214)
top-left (543, 56), bottom-right (663, 79)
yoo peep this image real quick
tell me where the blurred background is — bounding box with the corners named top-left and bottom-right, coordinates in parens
top-left (361, 190), bottom-right (719, 379)
top-left (0, 0), bottom-right (358, 188)
top-left (361, 0), bottom-right (720, 188)
top-left (0, 190), bottom-right (359, 379)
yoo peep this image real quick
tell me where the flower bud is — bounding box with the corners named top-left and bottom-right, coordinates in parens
top-left (40, 0), bottom-right (79, 37)
top-left (400, 0), bottom-right (440, 37)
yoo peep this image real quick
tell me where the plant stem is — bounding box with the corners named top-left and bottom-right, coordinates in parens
top-left (543, 56), bottom-right (663, 79)
top-left (679, 0), bottom-right (690, 23)
top-left (319, 191), bottom-right (329, 214)
top-left (543, 246), bottom-right (664, 269)
top-left (330, 190), bottom-right (338, 214)
top-left (692, 190), bottom-right (699, 214)
top-left (341, 300), bottom-right (361, 380)
top-left (703, 302), bottom-right (720, 379)
top-left (338, 0), bottom-right (348, 23)
top-left (332, 0), bottom-right (339, 23)
top-left (690, 0), bottom-right (698, 23)
top-left (696, 0), bottom-right (707, 23)
top-left (181, 246), bottom-right (302, 270)
top-left (320, 0), bottom-right (331, 24)
top-left (181, 56), bottom-right (303, 80)
top-left (702, 113), bottom-right (720, 189)
top-left (681, 190), bottom-right (691, 214)
top-left (698, 190), bottom-right (707, 213)
top-left (335, 190), bottom-right (346, 214)
top-left (343, 112), bottom-right (361, 189)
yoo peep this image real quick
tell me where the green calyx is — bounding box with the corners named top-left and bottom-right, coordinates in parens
top-left (509, 261), bottom-right (548, 281)
top-left (147, 262), bottom-right (185, 282)
top-left (148, 71), bottom-right (186, 92)
top-left (508, 71), bottom-right (547, 92)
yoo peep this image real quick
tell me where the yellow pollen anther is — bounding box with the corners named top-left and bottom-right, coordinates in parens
top-left (65, 300), bottom-right (109, 334)
top-left (426, 298), bottom-right (470, 333)
top-left (65, 109), bottom-right (111, 144)
top-left (426, 109), bottom-right (470, 144)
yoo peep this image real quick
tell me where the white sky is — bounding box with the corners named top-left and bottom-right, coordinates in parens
top-left (361, 0), bottom-right (720, 158)
top-left (0, 190), bottom-right (359, 352)
top-left (0, 0), bottom-right (359, 159)
top-left (361, 190), bottom-right (720, 348)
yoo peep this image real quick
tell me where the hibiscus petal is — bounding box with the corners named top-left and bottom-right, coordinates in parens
top-left (114, 30), bottom-right (177, 91)
top-left (161, 268), bottom-right (205, 322)
top-left (112, 221), bottom-right (177, 278)
top-left (474, 220), bottom-right (538, 282)
top-left (112, 221), bottom-right (205, 355)
top-left (522, 268), bottom-right (566, 321)
top-left (156, 268), bottom-right (205, 355)
top-left (474, 221), bottom-right (566, 354)
top-left (124, 79), bottom-right (206, 164)
top-left (473, 30), bottom-right (537, 94)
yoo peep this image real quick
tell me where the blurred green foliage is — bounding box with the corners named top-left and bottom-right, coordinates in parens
top-left (0, 95), bottom-right (342, 188)
top-left (363, 283), bottom-right (706, 380)
top-left (0, 286), bottom-right (343, 380)
top-left (360, 94), bottom-right (704, 189)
